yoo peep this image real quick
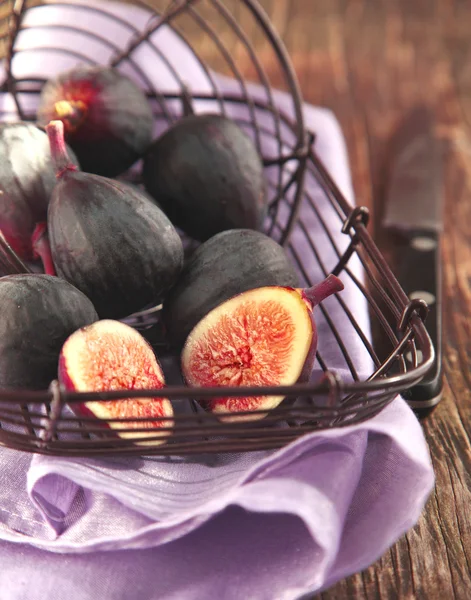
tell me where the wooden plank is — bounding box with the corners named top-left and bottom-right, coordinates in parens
top-left (0, 0), bottom-right (470, 597)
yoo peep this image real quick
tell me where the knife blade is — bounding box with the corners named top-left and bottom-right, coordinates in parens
top-left (382, 106), bottom-right (443, 412)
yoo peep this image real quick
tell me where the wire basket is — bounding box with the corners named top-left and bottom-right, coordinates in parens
top-left (0, 0), bottom-right (434, 456)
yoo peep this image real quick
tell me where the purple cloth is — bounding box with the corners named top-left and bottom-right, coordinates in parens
top-left (0, 1), bottom-right (434, 598)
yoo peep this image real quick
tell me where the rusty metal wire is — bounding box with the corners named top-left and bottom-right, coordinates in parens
top-left (0, 0), bottom-right (434, 456)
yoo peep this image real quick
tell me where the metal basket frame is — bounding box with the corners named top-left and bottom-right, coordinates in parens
top-left (0, 0), bottom-right (434, 456)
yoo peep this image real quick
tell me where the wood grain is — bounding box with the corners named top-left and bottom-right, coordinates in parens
top-left (1, 0), bottom-right (470, 597)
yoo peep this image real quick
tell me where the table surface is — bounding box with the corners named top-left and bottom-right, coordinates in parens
top-left (1, 0), bottom-right (470, 597)
top-left (248, 1), bottom-right (470, 598)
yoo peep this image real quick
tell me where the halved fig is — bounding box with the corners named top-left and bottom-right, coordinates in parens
top-left (181, 275), bottom-right (344, 422)
top-left (59, 319), bottom-right (173, 445)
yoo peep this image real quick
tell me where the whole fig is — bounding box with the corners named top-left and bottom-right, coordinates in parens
top-left (0, 122), bottom-right (79, 260)
top-left (143, 114), bottom-right (267, 241)
top-left (45, 120), bottom-right (184, 320)
top-left (37, 66), bottom-right (153, 177)
top-left (162, 229), bottom-right (300, 348)
top-left (0, 274), bottom-right (98, 390)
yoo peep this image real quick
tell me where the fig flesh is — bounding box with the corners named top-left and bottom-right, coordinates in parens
top-left (143, 113), bottom-right (267, 241)
top-left (163, 229), bottom-right (300, 348)
top-left (59, 319), bottom-right (173, 444)
top-left (0, 122), bottom-right (79, 260)
top-left (37, 66), bottom-right (153, 177)
top-left (0, 274), bottom-right (98, 390)
top-left (181, 275), bottom-right (344, 422)
top-left (45, 120), bottom-right (184, 319)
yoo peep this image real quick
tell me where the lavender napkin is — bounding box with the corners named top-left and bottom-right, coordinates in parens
top-left (0, 1), bottom-right (434, 598)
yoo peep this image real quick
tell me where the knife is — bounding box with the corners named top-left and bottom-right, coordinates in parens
top-left (382, 106), bottom-right (443, 412)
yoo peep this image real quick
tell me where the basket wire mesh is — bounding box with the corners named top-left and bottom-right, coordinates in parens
top-left (0, 0), bottom-right (434, 456)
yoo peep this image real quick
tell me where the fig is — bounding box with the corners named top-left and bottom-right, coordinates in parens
top-left (162, 229), bottom-right (300, 348)
top-left (59, 319), bottom-right (173, 445)
top-left (181, 275), bottom-right (344, 422)
top-left (0, 122), bottom-right (79, 260)
top-left (37, 66), bottom-right (153, 177)
top-left (0, 274), bottom-right (98, 390)
top-left (32, 222), bottom-right (56, 276)
top-left (45, 120), bottom-right (184, 320)
top-left (142, 113), bottom-right (267, 241)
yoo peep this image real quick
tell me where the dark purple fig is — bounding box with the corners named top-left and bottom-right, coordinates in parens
top-left (0, 122), bottom-right (79, 260)
top-left (182, 275), bottom-right (344, 422)
top-left (142, 113), bottom-right (267, 241)
top-left (0, 274), bottom-right (98, 390)
top-left (162, 229), bottom-right (300, 348)
top-left (59, 319), bottom-right (173, 446)
top-left (32, 222), bottom-right (56, 276)
top-left (45, 121), bottom-right (184, 320)
top-left (37, 66), bottom-right (153, 177)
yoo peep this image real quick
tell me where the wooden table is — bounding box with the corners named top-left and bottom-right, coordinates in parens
top-left (250, 1), bottom-right (471, 598)
top-left (2, 0), bottom-right (470, 597)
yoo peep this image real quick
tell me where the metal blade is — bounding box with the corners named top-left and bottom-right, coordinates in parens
top-left (382, 106), bottom-right (443, 233)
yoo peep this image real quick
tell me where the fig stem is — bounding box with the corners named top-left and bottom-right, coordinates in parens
top-left (32, 222), bottom-right (56, 276)
top-left (46, 120), bottom-right (77, 178)
top-left (302, 274), bottom-right (344, 307)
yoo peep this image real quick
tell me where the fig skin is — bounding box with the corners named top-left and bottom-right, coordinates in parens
top-left (181, 275), bottom-right (344, 422)
top-left (142, 113), bottom-right (267, 241)
top-left (37, 66), bottom-right (153, 177)
top-left (0, 122), bottom-right (79, 260)
top-left (59, 319), bottom-right (174, 445)
top-left (0, 274), bottom-right (98, 390)
top-left (162, 229), bottom-right (300, 349)
top-left (32, 222), bottom-right (56, 276)
top-left (45, 121), bottom-right (184, 320)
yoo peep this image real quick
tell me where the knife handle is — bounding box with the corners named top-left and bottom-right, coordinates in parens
top-left (394, 230), bottom-right (443, 413)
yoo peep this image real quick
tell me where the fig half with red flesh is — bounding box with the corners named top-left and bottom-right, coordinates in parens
top-left (59, 320), bottom-right (174, 445)
top-left (181, 275), bottom-right (344, 422)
